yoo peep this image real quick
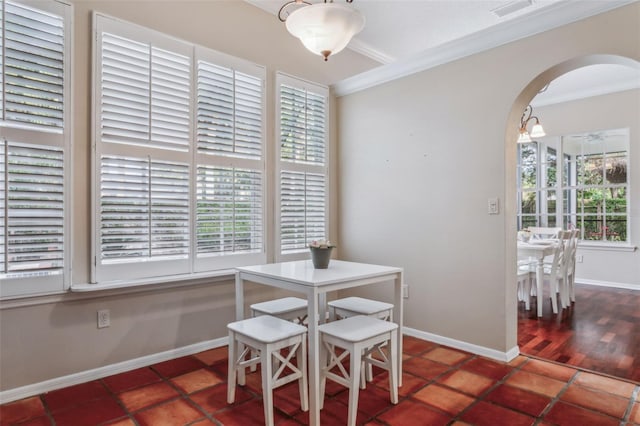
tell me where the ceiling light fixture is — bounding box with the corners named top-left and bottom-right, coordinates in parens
top-left (517, 104), bottom-right (546, 143)
top-left (279, 0), bottom-right (365, 62)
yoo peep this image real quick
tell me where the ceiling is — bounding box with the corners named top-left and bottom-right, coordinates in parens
top-left (247, 0), bottom-right (640, 102)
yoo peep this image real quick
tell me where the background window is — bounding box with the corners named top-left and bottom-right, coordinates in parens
top-left (276, 73), bottom-right (329, 257)
top-left (517, 128), bottom-right (629, 243)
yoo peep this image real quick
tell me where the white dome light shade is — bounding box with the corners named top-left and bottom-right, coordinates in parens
top-left (285, 3), bottom-right (365, 61)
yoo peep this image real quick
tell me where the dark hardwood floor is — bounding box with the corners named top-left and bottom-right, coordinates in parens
top-left (518, 283), bottom-right (640, 383)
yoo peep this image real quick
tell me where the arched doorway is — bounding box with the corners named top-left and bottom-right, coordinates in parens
top-left (505, 54), bottom-right (640, 379)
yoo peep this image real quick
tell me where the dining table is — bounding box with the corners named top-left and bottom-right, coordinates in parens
top-left (235, 259), bottom-right (404, 426)
top-left (517, 240), bottom-right (556, 317)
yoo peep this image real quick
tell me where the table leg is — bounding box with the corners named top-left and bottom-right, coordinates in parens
top-left (307, 291), bottom-right (320, 426)
top-left (394, 272), bottom-right (403, 387)
top-left (536, 258), bottom-right (544, 317)
top-left (234, 273), bottom-right (246, 384)
top-left (235, 272), bottom-right (245, 320)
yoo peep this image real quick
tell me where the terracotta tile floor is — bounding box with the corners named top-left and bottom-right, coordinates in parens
top-left (2, 336), bottom-right (639, 425)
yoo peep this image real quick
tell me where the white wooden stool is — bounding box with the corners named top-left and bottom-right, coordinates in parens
top-left (328, 296), bottom-right (394, 383)
top-left (249, 297), bottom-right (308, 373)
top-left (250, 297), bottom-right (308, 324)
top-left (318, 315), bottom-right (398, 426)
top-left (227, 315), bottom-right (308, 426)
top-left (328, 296), bottom-right (393, 321)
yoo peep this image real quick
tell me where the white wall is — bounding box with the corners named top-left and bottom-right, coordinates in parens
top-left (534, 90), bottom-right (640, 288)
top-left (0, 0), bottom-right (379, 393)
top-left (336, 4), bottom-right (640, 354)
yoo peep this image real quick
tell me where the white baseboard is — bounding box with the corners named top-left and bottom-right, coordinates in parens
top-left (2, 327), bottom-right (526, 405)
top-left (576, 278), bottom-right (639, 291)
top-left (403, 326), bottom-right (520, 363)
top-left (0, 337), bottom-right (228, 405)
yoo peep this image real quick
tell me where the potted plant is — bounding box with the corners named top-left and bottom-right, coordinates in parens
top-left (309, 239), bottom-right (335, 269)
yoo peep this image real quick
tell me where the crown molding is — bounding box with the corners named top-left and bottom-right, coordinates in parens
top-left (333, 0), bottom-right (637, 97)
top-left (347, 38), bottom-right (395, 65)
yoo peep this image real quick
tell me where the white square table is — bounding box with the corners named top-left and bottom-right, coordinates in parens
top-left (235, 259), bottom-right (403, 426)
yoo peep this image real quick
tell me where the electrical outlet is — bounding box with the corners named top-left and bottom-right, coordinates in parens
top-left (402, 284), bottom-right (409, 299)
top-left (97, 309), bottom-right (110, 328)
top-left (576, 255), bottom-right (583, 263)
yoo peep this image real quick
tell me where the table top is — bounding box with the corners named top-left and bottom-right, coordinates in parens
top-left (236, 259), bottom-right (402, 287)
top-left (518, 241), bottom-right (556, 258)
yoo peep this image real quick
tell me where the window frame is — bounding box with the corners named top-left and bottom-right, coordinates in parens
top-left (91, 13), bottom-right (267, 285)
top-left (275, 72), bottom-right (330, 262)
top-left (0, 0), bottom-right (73, 298)
top-left (516, 128), bottom-right (630, 244)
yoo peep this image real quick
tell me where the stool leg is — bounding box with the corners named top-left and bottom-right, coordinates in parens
top-left (347, 342), bottom-right (362, 426)
top-left (298, 335), bottom-right (309, 412)
top-left (227, 331), bottom-right (237, 404)
top-left (261, 343), bottom-right (275, 426)
top-left (389, 329), bottom-right (398, 404)
top-left (319, 339), bottom-right (328, 410)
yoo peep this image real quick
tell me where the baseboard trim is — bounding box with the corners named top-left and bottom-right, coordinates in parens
top-left (576, 278), bottom-right (639, 291)
top-left (0, 337), bottom-right (228, 404)
top-left (403, 326), bottom-right (520, 363)
top-left (2, 327), bottom-right (527, 404)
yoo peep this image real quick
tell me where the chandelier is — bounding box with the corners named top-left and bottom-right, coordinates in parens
top-left (517, 105), bottom-right (546, 143)
top-left (279, 0), bottom-right (365, 61)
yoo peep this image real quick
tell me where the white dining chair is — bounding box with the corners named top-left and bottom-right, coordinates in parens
top-left (528, 226), bottom-right (562, 240)
top-left (517, 266), bottom-right (533, 310)
top-left (564, 229), bottom-right (579, 306)
top-left (527, 230), bottom-right (568, 314)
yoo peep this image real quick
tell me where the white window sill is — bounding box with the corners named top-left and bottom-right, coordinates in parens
top-left (577, 242), bottom-right (637, 252)
top-left (1, 270), bottom-right (236, 309)
top-left (70, 269), bottom-right (236, 292)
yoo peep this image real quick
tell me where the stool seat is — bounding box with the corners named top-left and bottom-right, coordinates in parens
top-left (251, 297), bottom-right (308, 319)
top-left (328, 296), bottom-right (393, 318)
top-left (227, 315), bottom-right (307, 342)
top-left (319, 314), bottom-right (397, 342)
top-left (227, 315), bottom-right (308, 426)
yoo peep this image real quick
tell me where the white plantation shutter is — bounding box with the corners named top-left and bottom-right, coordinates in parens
top-left (100, 33), bottom-right (190, 151)
top-left (194, 49), bottom-right (265, 271)
top-left (100, 155), bottom-right (189, 263)
top-left (196, 167), bottom-right (262, 255)
top-left (280, 171), bottom-right (326, 252)
top-left (1, 1), bottom-right (64, 129)
top-left (276, 73), bottom-right (329, 256)
top-left (280, 85), bottom-right (326, 165)
top-left (1, 0), bottom-right (71, 297)
top-left (197, 62), bottom-right (262, 159)
top-left (1, 141), bottom-right (64, 275)
top-left (95, 17), bottom-right (193, 282)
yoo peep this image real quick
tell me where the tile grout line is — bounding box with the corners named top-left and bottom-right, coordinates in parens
top-left (621, 385), bottom-right (640, 425)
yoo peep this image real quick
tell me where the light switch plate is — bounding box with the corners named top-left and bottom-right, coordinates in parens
top-left (488, 197), bottom-right (499, 215)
